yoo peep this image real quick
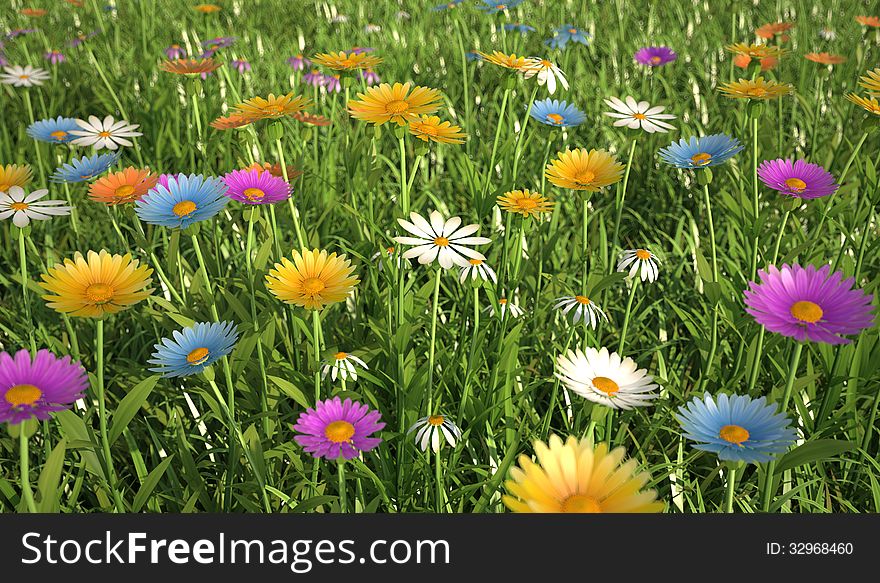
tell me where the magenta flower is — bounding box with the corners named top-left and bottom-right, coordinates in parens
top-left (43, 50), bottom-right (64, 65)
top-left (293, 397), bottom-right (385, 460)
top-left (230, 59), bottom-right (251, 74)
top-left (361, 69), bottom-right (380, 85)
top-left (202, 36), bottom-right (236, 51)
top-left (222, 169), bottom-right (290, 205)
top-left (744, 263), bottom-right (874, 345)
top-left (287, 54), bottom-right (310, 70)
top-left (350, 46), bottom-right (374, 54)
top-left (757, 158), bottom-right (839, 199)
top-left (303, 69), bottom-right (324, 87)
top-left (634, 46), bottom-right (677, 66)
top-left (164, 44), bottom-right (186, 59)
top-left (324, 74), bottom-right (341, 93)
top-left (0, 349), bottom-right (88, 425)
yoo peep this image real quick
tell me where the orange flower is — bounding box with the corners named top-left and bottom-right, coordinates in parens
top-left (210, 113), bottom-right (252, 130)
top-left (243, 162), bottom-right (304, 181)
top-left (20, 8), bottom-right (47, 16)
top-left (232, 92), bottom-right (312, 122)
top-left (733, 54), bottom-right (751, 68)
top-left (293, 111), bottom-right (332, 126)
top-left (759, 56), bottom-right (778, 71)
top-left (756, 22), bottom-right (793, 40)
top-left (194, 3), bottom-right (222, 13)
top-left (159, 58), bottom-right (222, 75)
top-left (311, 51), bottom-right (382, 71)
top-left (805, 52), bottom-right (846, 65)
top-left (856, 16), bottom-right (880, 27)
top-left (88, 168), bottom-right (158, 206)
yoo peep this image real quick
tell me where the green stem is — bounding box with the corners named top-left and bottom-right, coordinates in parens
top-left (481, 86), bottom-right (511, 202)
top-left (246, 211), bottom-right (271, 438)
top-left (96, 319), bottom-right (126, 512)
top-left (581, 193), bottom-right (590, 295)
top-left (338, 460), bottom-right (347, 513)
top-left (23, 91), bottom-right (46, 187)
top-left (277, 136), bottom-right (306, 248)
top-left (19, 429), bottom-right (37, 513)
top-left (812, 131), bottom-right (868, 240)
top-left (510, 85), bottom-right (538, 186)
top-left (617, 278), bottom-right (639, 354)
top-left (435, 448), bottom-right (444, 513)
top-left (611, 139), bottom-right (638, 254)
top-left (702, 182), bottom-right (719, 386)
top-left (398, 134), bottom-right (409, 214)
top-left (427, 268), bottom-right (442, 413)
top-left (312, 310), bottom-right (323, 400)
top-left (19, 229), bottom-right (37, 354)
top-left (724, 466), bottom-right (737, 513)
top-left (749, 116), bottom-right (760, 281)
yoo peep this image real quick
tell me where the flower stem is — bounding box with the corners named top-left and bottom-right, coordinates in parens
top-left (246, 211), bottom-right (271, 437)
top-left (398, 134), bottom-right (409, 214)
top-left (276, 136), bottom-right (306, 248)
top-left (19, 429), bottom-right (37, 513)
top-left (617, 277), bottom-right (639, 354)
top-left (18, 229), bottom-right (37, 355)
top-left (724, 466), bottom-right (737, 513)
top-left (96, 319), bottom-right (126, 512)
top-left (337, 460), bottom-right (347, 513)
top-left (427, 267), bottom-right (442, 414)
top-left (22, 91), bottom-right (46, 187)
top-left (749, 116), bottom-right (760, 281)
top-left (510, 85), bottom-right (538, 186)
top-left (435, 448), bottom-right (444, 513)
top-left (611, 139), bottom-right (638, 254)
top-left (701, 183), bottom-right (719, 385)
top-left (812, 131), bottom-right (869, 240)
top-left (581, 193), bottom-right (590, 295)
top-left (480, 86), bottom-right (511, 203)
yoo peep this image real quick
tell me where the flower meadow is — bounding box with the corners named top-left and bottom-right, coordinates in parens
top-left (0, 1), bottom-right (878, 516)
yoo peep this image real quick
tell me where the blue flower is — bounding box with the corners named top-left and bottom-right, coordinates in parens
top-left (478, 0), bottom-right (524, 13)
top-left (530, 99), bottom-right (586, 127)
top-left (504, 23), bottom-right (535, 33)
top-left (431, 0), bottom-right (465, 11)
top-left (27, 116), bottom-right (80, 144)
top-left (465, 51), bottom-right (480, 61)
top-left (148, 321), bottom-right (239, 378)
top-left (659, 134), bottom-right (743, 169)
top-left (676, 393), bottom-right (797, 464)
top-left (50, 152), bottom-right (119, 183)
top-left (545, 24), bottom-right (590, 49)
top-left (135, 173), bottom-right (229, 228)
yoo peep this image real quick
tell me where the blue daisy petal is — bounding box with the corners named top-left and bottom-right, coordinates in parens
top-left (27, 116), bottom-right (80, 144)
top-left (50, 152), bottom-right (120, 183)
top-left (504, 23), bottom-right (535, 33)
top-left (659, 133), bottom-right (743, 169)
top-left (148, 321), bottom-right (239, 378)
top-left (135, 173), bottom-right (230, 228)
top-left (545, 24), bottom-right (591, 49)
top-left (530, 98), bottom-right (586, 128)
top-left (478, 0), bottom-right (525, 13)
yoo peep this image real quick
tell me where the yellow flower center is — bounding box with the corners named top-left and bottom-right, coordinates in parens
top-left (98, 131), bottom-right (111, 137)
top-left (746, 87), bottom-right (767, 98)
top-left (561, 494), bottom-right (602, 513)
top-left (416, 123), bottom-right (439, 136)
top-left (302, 277), bottom-right (326, 296)
top-left (790, 300), bottom-right (823, 324)
top-left (592, 376), bottom-right (620, 395)
top-left (498, 298), bottom-right (508, 305)
top-left (114, 184), bottom-right (135, 199)
top-left (324, 420), bottom-right (356, 443)
top-left (568, 28), bottom-right (577, 34)
top-left (338, 58), bottom-right (356, 68)
top-left (575, 295), bottom-right (591, 305)
top-left (719, 424), bottom-right (750, 445)
top-left (433, 236), bottom-right (450, 247)
top-left (636, 249), bottom-right (652, 260)
top-left (19, 74), bottom-right (30, 80)
top-left (650, 55), bottom-right (662, 64)
top-left (85, 283), bottom-right (114, 304)
top-left (243, 187), bottom-right (265, 201)
top-left (632, 113), bottom-right (646, 120)
top-left (385, 99), bottom-right (409, 114)
top-left (691, 152), bottom-right (712, 166)
top-left (335, 351), bottom-right (348, 360)
top-left (172, 200), bottom-right (197, 217)
top-left (574, 170), bottom-right (595, 184)
top-left (496, 4), bottom-right (506, 9)
top-left (784, 178), bottom-right (806, 192)
top-left (5, 384), bottom-right (42, 407)
top-left (10, 202), bottom-right (29, 211)
top-left (546, 113), bottom-right (565, 125)
top-left (469, 258), bottom-right (483, 266)
top-left (516, 197), bottom-right (538, 210)
top-left (428, 415), bottom-right (445, 426)
top-left (186, 347), bottom-right (210, 365)
top-left (540, 59), bottom-right (552, 68)
top-left (263, 104), bottom-right (284, 115)
top-left (50, 130), bottom-right (68, 140)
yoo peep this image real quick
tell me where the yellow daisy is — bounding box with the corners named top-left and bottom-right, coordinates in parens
top-left (719, 77), bottom-right (793, 100)
top-left (193, 3), bottom-right (221, 13)
top-left (846, 93), bottom-right (880, 116)
top-left (0, 164), bottom-right (33, 193)
top-left (477, 51), bottom-right (540, 72)
top-left (858, 68), bottom-right (880, 96)
top-left (40, 250), bottom-right (154, 318)
top-left (312, 50), bottom-right (383, 71)
top-left (232, 92), bottom-right (312, 122)
top-left (347, 82), bottom-right (443, 126)
top-left (503, 435), bottom-right (665, 513)
top-left (265, 249), bottom-right (359, 310)
top-left (497, 189), bottom-right (553, 218)
top-left (724, 43), bottom-right (786, 60)
top-left (545, 149), bottom-right (625, 192)
top-left (408, 115), bottom-right (467, 144)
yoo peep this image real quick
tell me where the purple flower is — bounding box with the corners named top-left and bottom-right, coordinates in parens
top-left (293, 397), bottom-right (385, 460)
top-left (634, 46), bottom-right (677, 67)
top-left (744, 264), bottom-right (875, 345)
top-left (222, 169), bottom-right (290, 204)
top-left (43, 50), bottom-right (64, 65)
top-left (350, 46), bottom-right (373, 54)
top-left (0, 349), bottom-right (88, 425)
top-left (0, 53), bottom-right (7, 67)
top-left (230, 59), bottom-right (251, 74)
top-left (198, 49), bottom-right (216, 59)
top-left (287, 54), bottom-right (310, 70)
top-left (6, 29), bottom-right (37, 40)
top-left (303, 69), bottom-right (324, 87)
top-left (757, 158), bottom-right (839, 199)
top-left (202, 36), bottom-right (235, 50)
top-left (165, 44), bottom-right (186, 59)
top-left (323, 74), bottom-right (341, 93)
top-left (361, 69), bottom-right (380, 85)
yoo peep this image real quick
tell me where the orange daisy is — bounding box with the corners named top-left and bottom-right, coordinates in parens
top-left (88, 168), bottom-right (158, 206)
top-left (232, 92), bottom-right (312, 122)
top-left (193, 3), bottom-right (222, 13)
top-left (805, 52), bottom-right (847, 65)
top-left (243, 162), bottom-right (304, 181)
top-left (347, 82), bottom-right (443, 126)
top-left (856, 16), bottom-right (880, 27)
top-left (20, 8), bottom-right (47, 17)
top-left (293, 111), bottom-right (332, 126)
top-left (756, 22), bottom-right (793, 40)
top-left (311, 51), bottom-right (383, 71)
top-left (407, 115), bottom-right (467, 144)
top-left (210, 113), bottom-right (252, 130)
top-left (159, 58), bottom-right (222, 75)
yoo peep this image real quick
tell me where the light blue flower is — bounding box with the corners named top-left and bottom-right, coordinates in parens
top-left (135, 173), bottom-right (229, 228)
top-left (478, 0), bottom-right (525, 13)
top-left (676, 393), bottom-right (797, 464)
top-left (545, 24), bottom-right (590, 49)
top-left (50, 152), bottom-right (119, 183)
top-left (27, 116), bottom-right (80, 144)
top-left (148, 321), bottom-right (239, 378)
top-left (659, 134), bottom-right (743, 169)
top-left (530, 99), bottom-right (586, 127)
top-left (504, 23), bottom-right (535, 33)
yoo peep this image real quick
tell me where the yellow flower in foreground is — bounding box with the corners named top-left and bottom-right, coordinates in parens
top-left (497, 189), bottom-right (553, 218)
top-left (159, 58), bottom-right (222, 76)
top-left (0, 164), bottom-right (33, 193)
top-left (719, 77), bottom-right (792, 100)
top-left (312, 50), bottom-right (383, 71)
top-left (348, 82), bottom-right (443, 126)
top-left (232, 92), bottom-right (312, 122)
top-left (847, 93), bottom-right (880, 116)
top-left (265, 249), bottom-right (359, 310)
top-left (545, 149), bottom-right (625, 191)
top-left (724, 43), bottom-right (785, 60)
top-left (408, 115), bottom-right (467, 144)
top-left (40, 250), bottom-right (154, 318)
top-left (503, 435), bottom-right (664, 513)
top-left (477, 50), bottom-right (540, 72)
top-left (858, 68), bottom-right (880, 96)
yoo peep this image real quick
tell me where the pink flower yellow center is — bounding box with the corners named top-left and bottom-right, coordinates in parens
top-left (650, 55), bottom-right (662, 64)
top-left (784, 178), bottom-right (807, 192)
top-left (114, 184), bottom-right (135, 199)
top-left (433, 236), bottom-right (450, 247)
top-left (385, 100), bottom-right (409, 114)
top-left (790, 300), bottom-right (823, 324)
top-left (561, 494), bottom-right (602, 513)
top-left (10, 202), bottom-right (29, 211)
top-left (546, 113), bottom-right (565, 124)
top-left (172, 200), bottom-right (197, 217)
top-left (691, 152), bottom-right (712, 166)
top-left (243, 187), bottom-right (265, 201)
top-left (575, 295), bottom-right (591, 305)
top-left (85, 283), bottom-right (114, 304)
top-left (301, 277), bottom-right (326, 296)
top-left (636, 249), bottom-right (652, 260)
top-left (187, 347), bottom-right (210, 365)
top-left (592, 376), bottom-right (620, 395)
top-left (5, 384), bottom-right (42, 407)
top-left (719, 424), bottom-right (750, 445)
top-left (324, 420), bottom-right (356, 443)
top-left (334, 352), bottom-right (348, 360)
top-left (428, 415), bottom-right (445, 427)
top-left (50, 130), bottom-right (68, 140)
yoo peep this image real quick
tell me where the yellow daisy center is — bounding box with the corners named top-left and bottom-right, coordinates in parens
top-left (5, 384), bottom-right (42, 407)
top-left (691, 152), bottom-right (712, 166)
top-left (719, 424), bottom-right (750, 445)
top-left (499, 298), bottom-right (508, 305)
top-left (264, 104), bottom-right (284, 115)
top-left (50, 130), bottom-right (68, 140)
top-left (540, 59), bottom-right (552, 68)
top-left (10, 202), bottom-right (29, 211)
top-left (243, 187), bottom-right (265, 201)
top-left (592, 376), bottom-right (620, 395)
top-left (324, 420), bottom-right (356, 443)
top-left (338, 58), bottom-right (356, 67)
top-left (18, 74), bottom-right (30, 80)
top-left (568, 28), bottom-right (577, 34)
top-left (302, 277), bottom-right (326, 296)
top-left (516, 197), bottom-right (538, 210)
top-left (790, 300), bottom-right (823, 324)
top-left (85, 283), bottom-right (114, 304)
top-left (98, 131), bottom-right (111, 138)
top-left (546, 113), bottom-right (565, 124)
top-left (173, 200), bottom-right (197, 217)
top-left (561, 494), bottom-right (602, 513)
top-left (574, 170), bottom-right (596, 184)
top-left (469, 258), bottom-right (483, 266)
top-left (575, 295), bottom-right (591, 305)
top-left (650, 55), bottom-right (662, 64)
top-left (385, 99), bottom-right (409, 114)
top-left (186, 347), bottom-right (210, 365)
top-left (428, 415), bottom-right (445, 426)
top-left (632, 113), bottom-right (646, 120)
top-left (115, 184), bottom-right (135, 198)
top-left (334, 351), bottom-right (348, 360)
top-left (636, 249), bottom-right (652, 260)
top-left (416, 123), bottom-right (439, 136)
top-left (747, 87), bottom-right (767, 98)
top-left (433, 236), bottom-right (450, 247)
top-left (784, 178), bottom-right (806, 192)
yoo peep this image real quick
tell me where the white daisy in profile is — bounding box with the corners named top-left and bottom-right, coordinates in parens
top-left (1, 65), bottom-right (50, 87)
top-left (459, 258), bottom-right (498, 284)
top-left (321, 351), bottom-right (368, 382)
top-left (603, 96), bottom-right (676, 133)
top-left (555, 347), bottom-right (659, 410)
top-left (484, 297), bottom-right (524, 319)
top-left (554, 295), bottom-right (607, 328)
top-left (394, 210), bottom-right (492, 269)
top-left (364, 23), bottom-right (382, 33)
top-left (617, 248), bottom-right (661, 282)
top-left (0, 186), bottom-right (71, 228)
top-left (70, 115), bottom-right (143, 150)
top-left (371, 245), bottom-right (402, 272)
top-left (523, 58), bottom-right (569, 94)
top-left (407, 414), bottom-right (462, 453)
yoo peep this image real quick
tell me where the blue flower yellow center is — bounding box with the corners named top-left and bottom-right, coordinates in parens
top-left (5, 384), bottom-right (42, 407)
top-left (187, 347), bottom-right (210, 365)
top-left (691, 153), bottom-right (712, 166)
top-left (719, 424), bottom-right (750, 445)
top-left (592, 376), bottom-right (620, 395)
top-left (546, 113), bottom-right (565, 124)
top-left (561, 494), bottom-right (602, 513)
top-left (324, 420), bottom-right (356, 443)
top-left (173, 200), bottom-right (197, 217)
top-left (50, 130), bottom-right (68, 140)
top-left (790, 300), bottom-right (823, 323)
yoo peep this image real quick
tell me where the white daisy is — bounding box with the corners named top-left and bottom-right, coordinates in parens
top-left (553, 295), bottom-right (607, 328)
top-left (459, 258), bottom-right (498, 284)
top-left (371, 245), bottom-right (402, 272)
top-left (0, 65), bottom-right (50, 87)
top-left (523, 58), bottom-right (569, 94)
top-left (617, 248), bottom-right (661, 282)
top-left (555, 346), bottom-right (659, 410)
top-left (321, 351), bottom-right (368, 382)
top-left (603, 96), bottom-right (676, 133)
top-left (818, 27), bottom-right (836, 41)
top-left (407, 414), bottom-right (462, 453)
top-left (69, 115), bottom-right (143, 150)
top-left (484, 297), bottom-right (524, 319)
top-left (0, 186), bottom-right (71, 228)
top-left (394, 210), bottom-right (492, 269)
top-left (364, 23), bottom-right (382, 33)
